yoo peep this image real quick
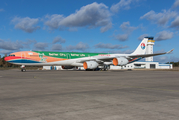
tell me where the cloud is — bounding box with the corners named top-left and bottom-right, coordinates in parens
top-left (173, 0), bottom-right (179, 7)
top-left (52, 36), bottom-right (66, 44)
top-left (110, 0), bottom-right (138, 13)
top-left (168, 56), bottom-right (179, 62)
top-left (68, 27), bottom-right (78, 32)
top-left (60, 2), bottom-right (110, 27)
top-left (44, 2), bottom-right (112, 32)
top-left (155, 31), bottom-right (173, 41)
top-left (0, 50), bottom-right (12, 54)
top-left (100, 22), bottom-right (112, 33)
top-left (138, 34), bottom-right (149, 40)
top-left (113, 34), bottom-right (129, 41)
top-left (153, 56), bottom-right (169, 63)
top-left (51, 44), bottom-right (63, 50)
top-left (0, 39), bottom-right (38, 52)
top-left (34, 42), bottom-right (48, 50)
top-left (94, 43), bottom-right (128, 49)
top-left (140, 10), bottom-right (177, 26)
top-left (120, 21), bottom-right (138, 33)
top-left (21, 39), bottom-right (37, 49)
top-left (154, 56), bottom-right (179, 63)
top-left (0, 39), bottom-right (23, 50)
top-left (0, 9), bottom-right (4, 12)
top-left (66, 42), bottom-right (89, 51)
top-left (153, 49), bottom-right (166, 54)
top-left (22, 39), bottom-right (37, 45)
top-left (122, 49), bottom-right (134, 54)
top-left (58, 26), bottom-right (78, 31)
top-left (113, 21), bottom-right (138, 41)
top-left (25, 39), bottom-right (37, 44)
top-left (170, 16), bottom-right (179, 30)
top-left (11, 17), bottom-right (40, 33)
top-left (44, 14), bottom-right (64, 30)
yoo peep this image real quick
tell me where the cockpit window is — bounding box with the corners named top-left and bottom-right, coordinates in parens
top-left (9, 54), bottom-right (15, 56)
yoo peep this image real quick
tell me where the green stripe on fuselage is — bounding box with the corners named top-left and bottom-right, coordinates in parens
top-left (33, 51), bottom-right (108, 59)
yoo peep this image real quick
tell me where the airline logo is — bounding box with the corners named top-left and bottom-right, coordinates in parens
top-left (141, 43), bottom-right (145, 50)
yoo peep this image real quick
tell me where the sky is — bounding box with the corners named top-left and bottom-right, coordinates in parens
top-left (0, 0), bottom-right (179, 63)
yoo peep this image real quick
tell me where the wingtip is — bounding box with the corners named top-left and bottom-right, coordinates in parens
top-left (167, 49), bottom-right (174, 54)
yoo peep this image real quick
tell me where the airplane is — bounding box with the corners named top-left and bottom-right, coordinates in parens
top-left (4, 37), bottom-right (174, 72)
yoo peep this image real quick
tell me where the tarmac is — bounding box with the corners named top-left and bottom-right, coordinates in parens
top-left (0, 69), bottom-right (179, 120)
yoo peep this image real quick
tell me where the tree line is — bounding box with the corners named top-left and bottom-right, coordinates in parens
top-left (166, 62), bottom-right (179, 67)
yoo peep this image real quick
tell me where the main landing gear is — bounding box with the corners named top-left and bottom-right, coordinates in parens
top-left (101, 65), bottom-right (110, 71)
top-left (85, 65), bottom-right (110, 71)
top-left (21, 65), bottom-right (26, 72)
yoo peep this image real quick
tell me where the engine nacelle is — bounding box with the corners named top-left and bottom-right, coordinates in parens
top-left (83, 61), bottom-right (99, 69)
top-left (113, 57), bottom-right (129, 66)
top-left (61, 66), bottom-right (76, 69)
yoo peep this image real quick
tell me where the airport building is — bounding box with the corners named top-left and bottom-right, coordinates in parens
top-left (110, 62), bottom-right (172, 70)
top-left (43, 37), bottom-right (172, 70)
top-left (111, 37), bottom-right (172, 70)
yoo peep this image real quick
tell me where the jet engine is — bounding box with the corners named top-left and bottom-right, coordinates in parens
top-left (113, 57), bottom-right (129, 66)
top-left (83, 61), bottom-right (98, 69)
top-left (61, 66), bottom-right (77, 69)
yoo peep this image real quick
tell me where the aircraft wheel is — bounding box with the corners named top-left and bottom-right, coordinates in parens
top-left (21, 68), bottom-right (26, 72)
top-left (103, 65), bottom-right (108, 71)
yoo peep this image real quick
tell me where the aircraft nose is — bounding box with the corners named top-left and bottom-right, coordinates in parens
top-left (4, 56), bottom-right (9, 61)
top-left (4, 56), bottom-right (12, 61)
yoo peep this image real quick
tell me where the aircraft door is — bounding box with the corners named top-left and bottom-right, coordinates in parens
top-left (67, 54), bottom-right (71, 59)
top-left (88, 54), bottom-right (91, 59)
top-left (21, 53), bottom-right (26, 63)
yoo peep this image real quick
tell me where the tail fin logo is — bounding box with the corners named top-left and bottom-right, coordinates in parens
top-left (141, 43), bottom-right (145, 50)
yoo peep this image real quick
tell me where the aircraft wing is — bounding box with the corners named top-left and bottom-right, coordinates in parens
top-left (76, 56), bottom-right (114, 63)
top-left (76, 49), bottom-right (174, 63)
top-left (127, 49), bottom-right (174, 58)
top-left (76, 58), bottom-right (97, 63)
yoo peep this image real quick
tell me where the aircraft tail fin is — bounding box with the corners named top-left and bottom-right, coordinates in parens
top-left (131, 37), bottom-right (149, 55)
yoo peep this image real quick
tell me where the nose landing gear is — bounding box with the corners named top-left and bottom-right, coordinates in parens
top-left (21, 65), bottom-right (26, 72)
